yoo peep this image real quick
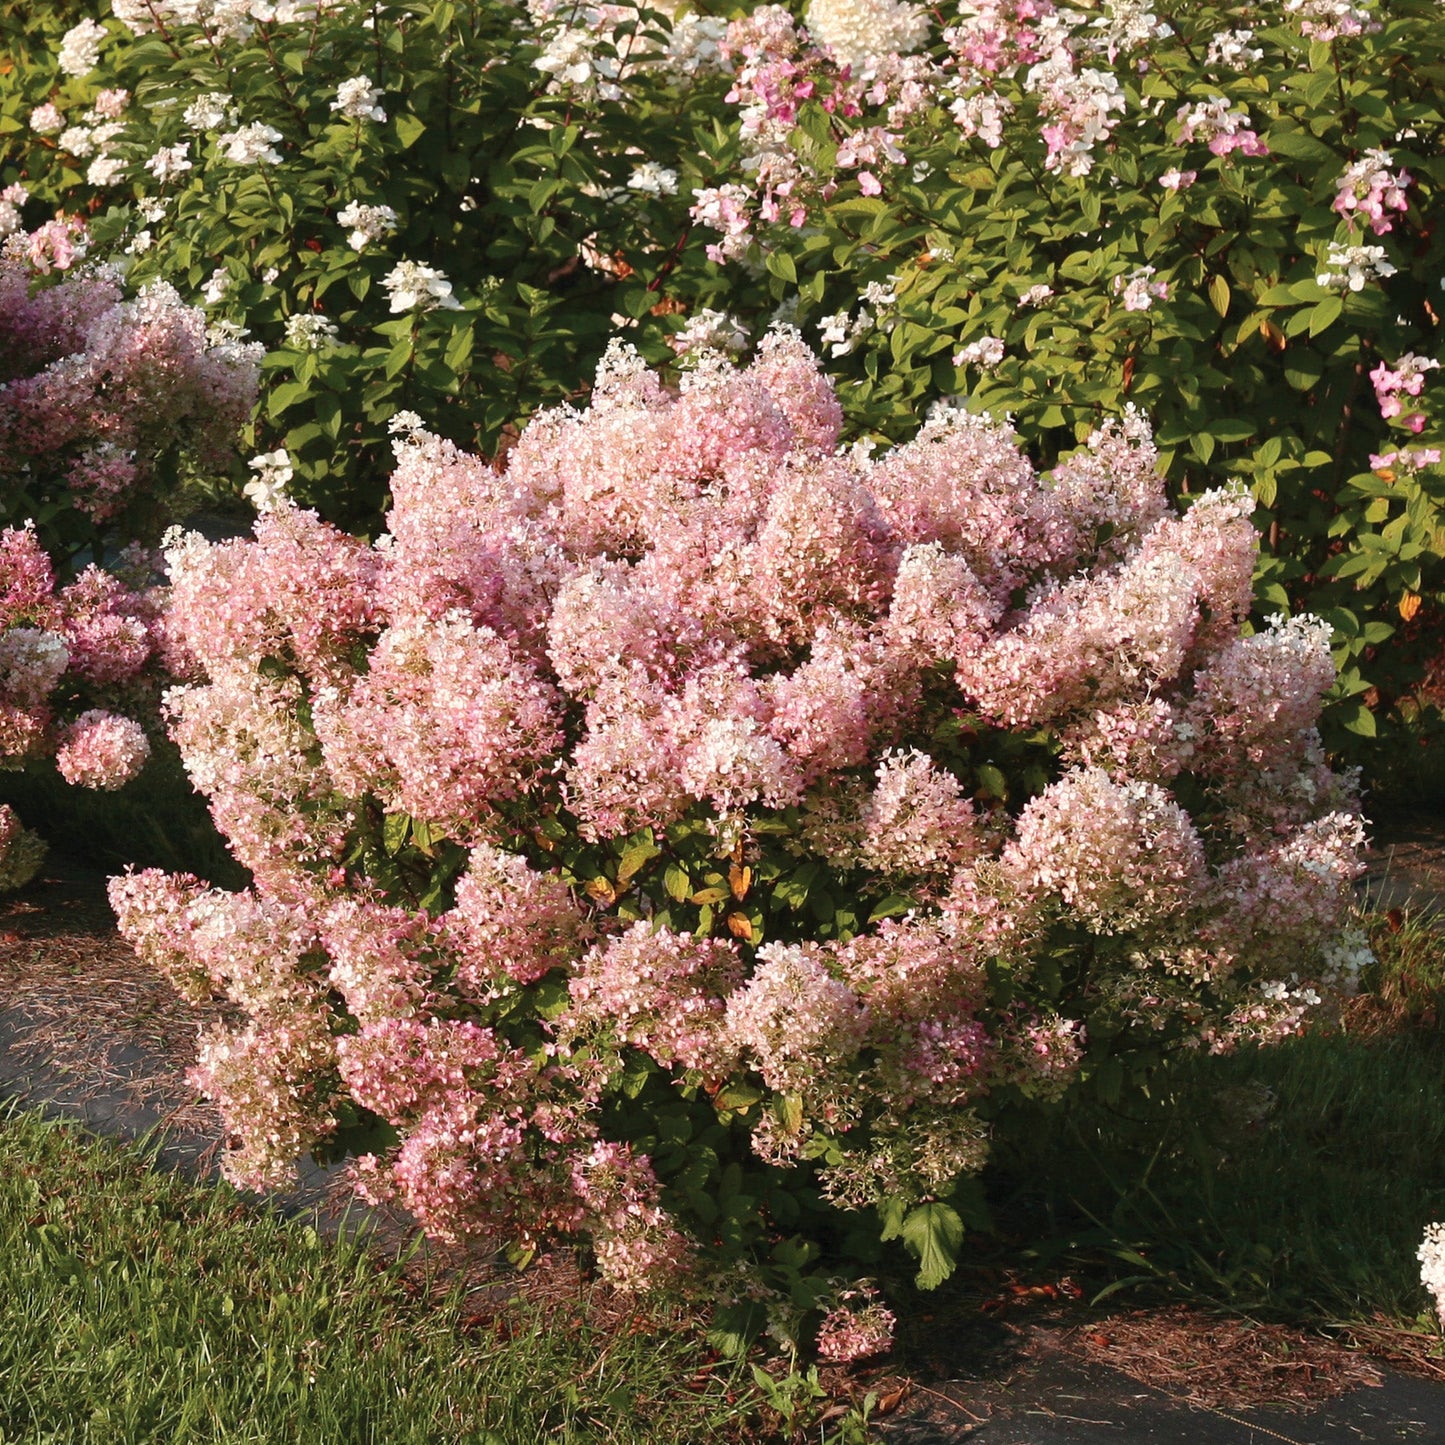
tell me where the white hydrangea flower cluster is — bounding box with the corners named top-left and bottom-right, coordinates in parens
top-left (284, 313), bottom-right (341, 349)
top-left (331, 77), bottom-right (386, 123)
top-left (58, 19), bottom-right (108, 77)
top-left (217, 122), bottom-right (284, 165)
top-left (804, 0), bottom-right (931, 74)
top-left (1317, 242), bottom-right (1398, 291)
top-left (1420, 1224), bottom-right (1445, 1329)
top-left (381, 261), bottom-right (463, 313)
top-left (244, 450), bottom-right (293, 511)
top-left (337, 200), bottom-right (398, 251)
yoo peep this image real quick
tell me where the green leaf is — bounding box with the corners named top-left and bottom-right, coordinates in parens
top-left (1207, 273), bottom-right (1230, 318)
top-left (899, 1202), bottom-right (964, 1291)
top-left (1308, 295), bottom-right (1343, 337)
top-left (1337, 700), bottom-right (1378, 737)
top-left (868, 894), bottom-right (914, 923)
top-left (382, 813), bottom-right (410, 854)
top-left (714, 1082), bottom-right (763, 1114)
top-left (395, 113), bottom-right (426, 149)
top-left (764, 249), bottom-right (797, 283)
top-left (975, 763), bottom-right (1008, 799)
top-left (616, 834), bottom-right (661, 885)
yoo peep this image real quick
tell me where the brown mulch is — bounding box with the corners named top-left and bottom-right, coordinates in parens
top-left (1061, 1307), bottom-right (1385, 1410)
top-left (0, 876), bottom-right (221, 1138)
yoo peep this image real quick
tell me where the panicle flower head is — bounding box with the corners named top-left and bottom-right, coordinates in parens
top-left (1419, 1224), bottom-right (1445, 1330)
top-left (726, 941), bottom-right (869, 1093)
top-left (1003, 767), bottom-right (1206, 932)
top-left (58, 18), bottom-right (108, 76)
top-left (0, 806), bottom-right (46, 891)
top-left (331, 76), bottom-right (386, 122)
top-left (816, 1285), bottom-right (898, 1362)
top-left (1332, 148), bottom-right (1411, 235)
top-left (382, 260), bottom-right (462, 313)
top-left (217, 123), bottom-right (284, 166)
top-left (1317, 242), bottom-right (1397, 291)
top-left (55, 709), bottom-right (150, 790)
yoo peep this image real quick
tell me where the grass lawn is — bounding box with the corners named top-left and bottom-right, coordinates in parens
top-left (0, 1107), bottom-right (758, 1445)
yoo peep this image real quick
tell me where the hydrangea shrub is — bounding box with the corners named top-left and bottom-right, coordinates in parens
top-left (687, 0), bottom-right (1445, 748)
top-left (0, 521), bottom-right (162, 888)
top-left (4, 0), bottom-right (763, 527)
top-left (110, 340), bottom-right (1368, 1340)
top-left (0, 232), bottom-right (261, 560)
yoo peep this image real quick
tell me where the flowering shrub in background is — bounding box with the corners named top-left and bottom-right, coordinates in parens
top-left (2, 0), bottom-right (759, 529)
top-left (0, 521), bottom-right (161, 888)
top-left (0, 232), bottom-right (261, 561)
top-left (686, 0), bottom-right (1445, 752)
top-left (110, 340), bottom-right (1367, 1345)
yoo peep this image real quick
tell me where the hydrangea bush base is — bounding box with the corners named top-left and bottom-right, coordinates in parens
top-left (111, 340), bottom-right (1367, 1347)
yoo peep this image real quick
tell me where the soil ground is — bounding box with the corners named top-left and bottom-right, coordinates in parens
top-left (4, 819), bottom-right (1445, 1443)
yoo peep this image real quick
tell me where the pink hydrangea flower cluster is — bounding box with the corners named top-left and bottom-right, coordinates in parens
top-left (1333, 148), bottom-right (1412, 235)
top-left (0, 803), bottom-right (47, 892)
top-left (1370, 352), bottom-right (1437, 433)
top-left (0, 238), bottom-right (260, 526)
top-left (0, 524), bottom-right (159, 870)
top-left (110, 337), bottom-right (1364, 1295)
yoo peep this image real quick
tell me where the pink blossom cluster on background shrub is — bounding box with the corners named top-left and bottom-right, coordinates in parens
top-left (0, 521), bottom-right (161, 888)
top-left (110, 337), bottom-right (1367, 1348)
top-left (0, 230), bottom-right (261, 560)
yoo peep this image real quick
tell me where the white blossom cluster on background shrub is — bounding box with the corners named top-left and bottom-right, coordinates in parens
top-left (107, 337), bottom-right (1367, 1347)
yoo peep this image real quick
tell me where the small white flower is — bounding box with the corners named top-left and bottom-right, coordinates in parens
top-left (87, 156), bottom-right (127, 188)
top-left (337, 200), bottom-right (398, 251)
top-left (202, 267), bottom-right (231, 305)
top-left (330, 76), bottom-right (386, 123)
top-left (30, 103), bottom-right (65, 136)
top-left (862, 277), bottom-right (899, 310)
top-left (244, 450), bottom-right (293, 511)
top-left (954, 335), bottom-right (1005, 368)
top-left (145, 144), bottom-right (192, 183)
top-left (670, 308), bottom-right (748, 358)
top-left (217, 123), bottom-right (284, 166)
top-left (1018, 284), bottom-right (1055, 307)
top-left (284, 312), bottom-right (340, 350)
top-left (184, 93), bottom-right (233, 131)
top-left (1113, 265), bottom-right (1169, 311)
top-left (126, 229), bottom-right (154, 255)
top-left (262, 266), bottom-right (280, 284)
top-left (58, 126), bottom-right (97, 158)
top-left (381, 260), bottom-right (462, 313)
top-left (1317, 242), bottom-right (1397, 291)
top-left (627, 162), bottom-right (679, 198)
top-left (58, 18), bottom-right (107, 77)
